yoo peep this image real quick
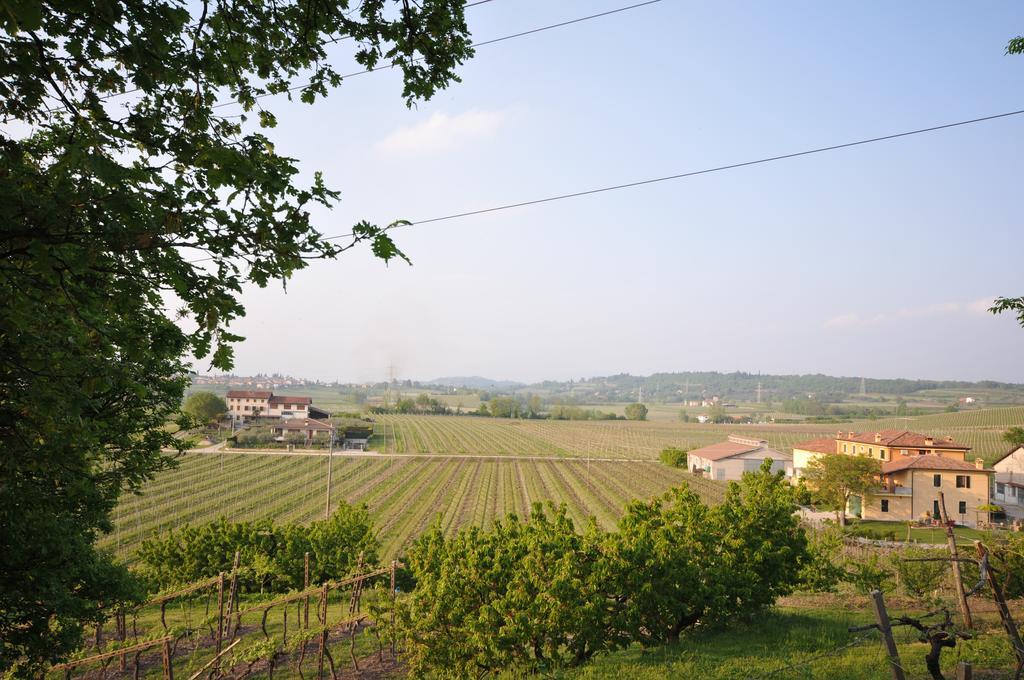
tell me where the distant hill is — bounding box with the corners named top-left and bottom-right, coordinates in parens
top-left (430, 376), bottom-right (525, 390)
top-left (505, 371), bottom-right (1024, 405)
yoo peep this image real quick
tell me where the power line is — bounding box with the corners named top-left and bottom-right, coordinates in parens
top-left (187, 107), bottom-right (1024, 263)
top-left (211, 0), bottom-right (662, 110)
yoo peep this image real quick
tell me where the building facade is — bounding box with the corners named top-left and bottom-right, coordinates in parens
top-left (227, 390), bottom-right (325, 421)
top-left (689, 435), bottom-right (793, 481)
top-left (792, 429), bottom-right (992, 527)
top-left (993, 445), bottom-right (1024, 520)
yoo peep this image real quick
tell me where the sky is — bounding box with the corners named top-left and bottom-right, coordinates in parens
top-left (199, 0), bottom-right (1024, 384)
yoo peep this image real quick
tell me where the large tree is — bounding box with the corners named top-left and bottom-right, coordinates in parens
top-left (0, 0), bottom-right (472, 670)
top-left (182, 390), bottom-right (228, 424)
top-left (993, 38), bottom-right (1024, 328)
top-left (803, 454), bottom-right (881, 526)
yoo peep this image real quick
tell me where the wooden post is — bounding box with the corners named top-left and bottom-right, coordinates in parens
top-left (871, 589), bottom-right (906, 680)
top-left (162, 638), bottom-right (174, 680)
top-left (956, 661), bottom-right (973, 680)
top-left (317, 583), bottom-right (329, 680)
top-left (216, 572), bottom-right (225, 657)
top-left (226, 551), bottom-right (241, 638)
top-left (974, 541), bottom-right (1024, 677)
top-left (938, 492), bottom-right (973, 629)
top-left (304, 552), bottom-right (311, 630)
top-left (390, 560), bottom-right (397, 656)
top-left (118, 610), bottom-right (127, 672)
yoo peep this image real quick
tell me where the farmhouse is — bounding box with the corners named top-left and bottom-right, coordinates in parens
top-left (791, 437), bottom-right (839, 480)
top-left (271, 417), bottom-right (335, 445)
top-left (993, 444), bottom-right (1024, 520)
top-left (227, 390), bottom-right (329, 421)
top-left (793, 429), bottom-right (994, 526)
top-left (688, 435), bottom-right (793, 481)
top-left (857, 455), bottom-right (992, 526)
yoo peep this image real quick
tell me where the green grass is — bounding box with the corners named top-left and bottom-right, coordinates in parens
top-left (560, 607), bottom-right (1020, 680)
top-left (845, 519), bottom-right (994, 544)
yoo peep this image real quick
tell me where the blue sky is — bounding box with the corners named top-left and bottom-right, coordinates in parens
top-left (214, 0), bottom-right (1024, 384)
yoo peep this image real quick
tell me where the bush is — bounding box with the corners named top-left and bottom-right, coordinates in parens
top-left (893, 548), bottom-right (947, 598)
top-left (659, 447), bottom-right (688, 468)
top-left (846, 553), bottom-right (894, 594)
top-left (390, 461), bottom-right (808, 675)
top-left (796, 526), bottom-right (844, 592)
top-left (135, 502), bottom-right (378, 593)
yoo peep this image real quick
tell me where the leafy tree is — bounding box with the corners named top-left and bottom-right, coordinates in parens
top-left (803, 454), bottom-right (881, 526)
top-left (182, 391), bottom-right (228, 424)
top-left (894, 548), bottom-right (947, 598)
top-left (1003, 426), bottom-right (1024, 448)
top-left (624, 402), bottom-right (648, 421)
top-left (0, 0), bottom-right (472, 670)
top-left (796, 526), bottom-right (845, 593)
top-left (659, 447), bottom-right (688, 468)
top-left (395, 505), bottom-right (612, 676)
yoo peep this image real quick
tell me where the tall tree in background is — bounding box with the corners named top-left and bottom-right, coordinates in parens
top-left (182, 391), bottom-right (228, 424)
top-left (803, 454), bottom-right (881, 526)
top-left (0, 1), bottom-right (472, 670)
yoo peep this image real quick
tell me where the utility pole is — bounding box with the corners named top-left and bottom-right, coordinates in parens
top-left (861, 376), bottom-right (867, 396)
top-left (756, 381), bottom-right (762, 404)
top-left (324, 427), bottom-right (335, 519)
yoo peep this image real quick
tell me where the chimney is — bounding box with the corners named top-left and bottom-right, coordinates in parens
top-left (874, 433), bottom-right (883, 443)
top-left (836, 430), bottom-right (843, 439)
top-left (976, 457), bottom-right (984, 470)
top-left (847, 431), bottom-right (855, 439)
top-left (924, 437), bottom-right (934, 447)
top-left (945, 436), bottom-right (954, 443)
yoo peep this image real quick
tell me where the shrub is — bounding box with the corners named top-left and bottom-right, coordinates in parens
top-left (893, 548), bottom-right (947, 597)
top-left (846, 553), bottom-right (894, 594)
top-left (659, 447), bottom-right (687, 468)
top-left (796, 526), bottom-right (845, 592)
top-left (391, 460), bottom-right (808, 675)
top-left (135, 502), bottom-right (378, 593)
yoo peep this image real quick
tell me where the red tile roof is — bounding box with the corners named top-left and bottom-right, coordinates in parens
top-left (837, 430), bottom-right (970, 450)
top-left (269, 395), bottom-right (312, 405)
top-left (882, 455), bottom-right (989, 474)
top-left (227, 390), bottom-right (272, 399)
top-left (275, 418), bottom-right (334, 431)
top-left (793, 438), bottom-right (837, 455)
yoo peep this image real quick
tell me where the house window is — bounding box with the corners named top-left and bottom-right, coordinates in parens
top-left (958, 501), bottom-right (967, 515)
top-left (244, 405), bottom-right (250, 411)
top-left (881, 499), bottom-right (889, 513)
top-left (900, 449), bottom-right (908, 456)
top-left (842, 444), bottom-right (847, 453)
top-left (997, 482), bottom-right (1006, 495)
top-left (918, 449), bottom-right (927, 456)
top-left (955, 475), bottom-right (970, 489)
top-left (933, 500), bottom-right (940, 517)
top-left (933, 474), bottom-right (941, 487)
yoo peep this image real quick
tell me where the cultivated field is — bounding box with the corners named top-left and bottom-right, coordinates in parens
top-left (103, 453), bottom-right (720, 562)
top-left (369, 407), bottom-right (1024, 462)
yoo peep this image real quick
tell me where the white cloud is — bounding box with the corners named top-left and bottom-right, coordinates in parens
top-left (375, 109), bottom-right (508, 156)
top-left (823, 298), bottom-right (996, 329)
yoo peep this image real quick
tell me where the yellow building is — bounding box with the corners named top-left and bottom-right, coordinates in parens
top-left (792, 430), bottom-right (993, 526)
top-left (860, 455), bottom-right (992, 526)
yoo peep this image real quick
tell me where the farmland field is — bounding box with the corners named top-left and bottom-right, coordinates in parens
top-left (103, 452), bottom-right (721, 563)
top-left (368, 409), bottom-right (1023, 463)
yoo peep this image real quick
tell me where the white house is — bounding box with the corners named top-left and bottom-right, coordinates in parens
top-left (688, 435), bottom-right (793, 482)
top-left (993, 444), bottom-right (1024, 520)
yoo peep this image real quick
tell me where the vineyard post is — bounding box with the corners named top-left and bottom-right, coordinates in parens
top-left (390, 560), bottom-right (397, 655)
top-left (317, 583), bottom-right (329, 680)
top-left (938, 492), bottom-right (973, 629)
top-left (162, 638), bottom-right (174, 680)
top-left (304, 552), bottom-right (311, 629)
top-left (216, 572), bottom-right (225, 659)
top-left (325, 429), bottom-right (335, 519)
top-left (974, 541), bottom-right (1024, 677)
top-left (870, 589), bottom-right (906, 680)
top-left (227, 551), bottom-right (241, 638)
top-left (956, 661), bottom-right (973, 680)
